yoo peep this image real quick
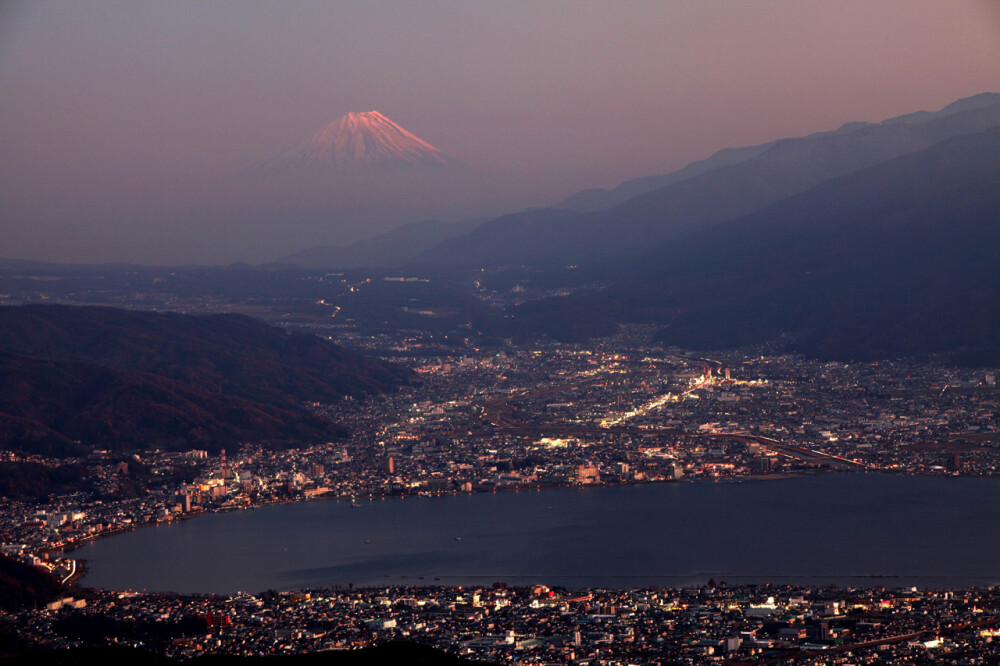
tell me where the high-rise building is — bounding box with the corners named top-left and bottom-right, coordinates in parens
top-left (818, 621), bottom-right (831, 641)
top-left (576, 464), bottom-right (600, 484)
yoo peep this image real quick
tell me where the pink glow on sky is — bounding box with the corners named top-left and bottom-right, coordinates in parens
top-left (1, 0), bottom-right (999, 264)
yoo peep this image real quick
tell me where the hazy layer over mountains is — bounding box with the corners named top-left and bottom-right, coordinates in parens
top-left (278, 92), bottom-right (1000, 361)
top-left (415, 92), bottom-right (1000, 266)
top-left (4, 93), bottom-right (999, 362)
top-left (554, 92), bottom-right (1000, 213)
top-left (280, 218), bottom-right (486, 269)
top-left (512, 124), bottom-right (1000, 360)
top-left (0, 111), bottom-right (538, 265)
top-left (284, 92), bottom-right (1000, 270)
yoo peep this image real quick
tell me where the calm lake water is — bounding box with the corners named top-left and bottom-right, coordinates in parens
top-left (76, 474), bottom-right (1000, 594)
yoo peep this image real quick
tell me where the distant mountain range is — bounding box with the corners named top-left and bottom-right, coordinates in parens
top-left (512, 124), bottom-right (1000, 360)
top-left (269, 92), bottom-right (1000, 360)
top-left (280, 92), bottom-right (1000, 271)
top-left (412, 93), bottom-right (1000, 266)
top-left (6, 94), bottom-right (998, 364)
top-left (259, 111), bottom-right (465, 174)
top-left (554, 92), bottom-right (1000, 212)
top-left (0, 305), bottom-right (411, 455)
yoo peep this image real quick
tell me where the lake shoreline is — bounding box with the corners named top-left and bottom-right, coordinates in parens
top-left (72, 473), bottom-right (1000, 595)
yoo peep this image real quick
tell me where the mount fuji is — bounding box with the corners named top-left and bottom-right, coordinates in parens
top-left (261, 111), bottom-right (465, 173)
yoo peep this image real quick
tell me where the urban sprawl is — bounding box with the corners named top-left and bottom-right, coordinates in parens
top-left (3, 329), bottom-right (999, 663)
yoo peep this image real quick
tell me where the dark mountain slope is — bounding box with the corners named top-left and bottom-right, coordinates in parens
top-left (0, 305), bottom-right (409, 406)
top-left (416, 99), bottom-right (1000, 267)
top-left (0, 306), bottom-right (411, 454)
top-left (512, 127), bottom-right (1000, 360)
top-left (0, 554), bottom-right (64, 612)
top-left (0, 353), bottom-right (351, 456)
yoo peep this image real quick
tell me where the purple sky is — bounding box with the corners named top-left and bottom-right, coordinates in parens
top-left (2, 0), bottom-right (1000, 264)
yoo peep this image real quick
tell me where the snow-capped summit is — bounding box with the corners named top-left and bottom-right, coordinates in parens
top-left (263, 111), bottom-right (464, 173)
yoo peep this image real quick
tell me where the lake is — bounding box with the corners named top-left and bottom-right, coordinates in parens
top-left (75, 473), bottom-right (1000, 594)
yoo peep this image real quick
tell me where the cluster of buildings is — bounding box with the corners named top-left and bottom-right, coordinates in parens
top-left (0, 337), bottom-right (997, 564)
top-left (2, 330), bottom-right (999, 661)
top-left (7, 582), bottom-right (1000, 663)
top-left (343, 339), bottom-right (1000, 493)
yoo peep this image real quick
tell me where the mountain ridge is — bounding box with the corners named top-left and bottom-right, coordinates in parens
top-left (0, 305), bottom-right (412, 455)
top-left (509, 125), bottom-right (1000, 360)
top-left (412, 97), bottom-right (1000, 267)
top-left (556, 91), bottom-right (1000, 212)
top-left (272, 92), bottom-right (1000, 271)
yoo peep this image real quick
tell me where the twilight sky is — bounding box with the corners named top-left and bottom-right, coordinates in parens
top-left (2, 0), bottom-right (1000, 264)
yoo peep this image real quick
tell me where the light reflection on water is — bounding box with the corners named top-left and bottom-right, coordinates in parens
top-left (75, 474), bottom-right (1000, 594)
